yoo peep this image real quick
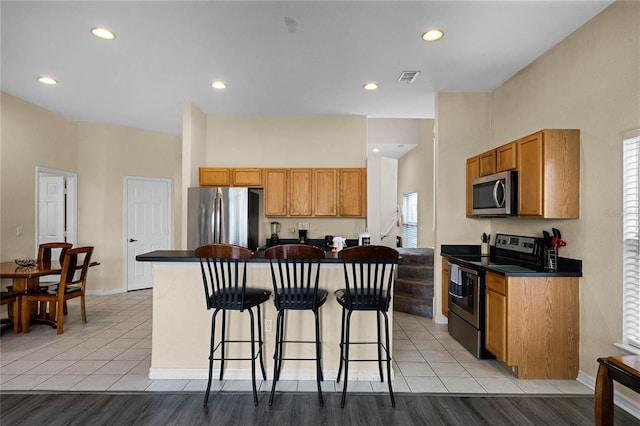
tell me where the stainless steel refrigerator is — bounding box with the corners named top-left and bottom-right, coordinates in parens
top-left (187, 187), bottom-right (259, 250)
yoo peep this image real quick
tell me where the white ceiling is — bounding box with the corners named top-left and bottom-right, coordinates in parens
top-left (1, 1), bottom-right (612, 139)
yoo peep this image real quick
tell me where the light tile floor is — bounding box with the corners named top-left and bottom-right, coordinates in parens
top-left (0, 289), bottom-right (592, 395)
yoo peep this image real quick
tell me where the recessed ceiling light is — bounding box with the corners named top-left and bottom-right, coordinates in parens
top-left (211, 81), bottom-right (226, 90)
top-left (372, 148), bottom-right (380, 153)
top-left (91, 27), bottom-right (116, 40)
top-left (38, 76), bottom-right (58, 85)
top-left (363, 82), bottom-right (379, 91)
top-left (421, 29), bottom-right (444, 42)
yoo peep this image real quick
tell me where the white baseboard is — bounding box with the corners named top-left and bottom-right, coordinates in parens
top-left (434, 314), bottom-right (448, 325)
top-left (148, 368), bottom-right (389, 381)
top-left (85, 287), bottom-right (125, 296)
top-left (578, 370), bottom-right (640, 420)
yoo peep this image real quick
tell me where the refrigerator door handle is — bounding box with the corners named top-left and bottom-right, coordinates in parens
top-left (213, 191), bottom-right (221, 244)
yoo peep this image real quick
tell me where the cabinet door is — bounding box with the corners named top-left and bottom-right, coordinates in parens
top-left (313, 169), bottom-right (337, 216)
top-left (441, 258), bottom-right (449, 317)
top-left (466, 157), bottom-right (479, 217)
top-left (497, 142), bottom-right (517, 172)
top-left (479, 150), bottom-right (497, 176)
top-left (264, 169), bottom-right (288, 217)
top-left (200, 168), bottom-right (231, 186)
top-left (517, 132), bottom-right (544, 216)
top-left (485, 272), bottom-right (507, 362)
top-left (289, 169), bottom-right (313, 216)
top-left (232, 168), bottom-right (263, 187)
top-left (339, 168), bottom-right (366, 217)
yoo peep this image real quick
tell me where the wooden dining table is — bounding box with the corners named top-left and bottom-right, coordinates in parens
top-left (0, 259), bottom-right (99, 332)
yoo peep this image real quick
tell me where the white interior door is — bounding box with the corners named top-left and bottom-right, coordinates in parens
top-left (38, 176), bottom-right (65, 246)
top-left (125, 177), bottom-right (171, 291)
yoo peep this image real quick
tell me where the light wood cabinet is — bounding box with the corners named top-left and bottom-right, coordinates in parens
top-left (288, 169), bottom-right (313, 216)
top-left (485, 272), bottom-right (507, 361)
top-left (264, 169), bottom-right (288, 217)
top-left (441, 258), bottom-right (449, 317)
top-left (313, 169), bottom-right (338, 216)
top-left (479, 150), bottom-right (497, 176)
top-left (517, 129), bottom-right (580, 218)
top-left (466, 156), bottom-right (479, 217)
top-left (200, 168), bottom-right (263, 187)
top-left (200, 168), bottom-right (231, 186)
top-left (496, 142), bottom-right (517, 172)
top-left (484, 271), bottom-right (579, 379)
top-left (232, 168), bottom-right (263, 187)
top-left (338, 168), bottom-right (366, 217)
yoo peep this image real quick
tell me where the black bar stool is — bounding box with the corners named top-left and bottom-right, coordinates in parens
top-left (196, 244), bottom-right (272, 406)
top-left (265, 244), bottom-right (327, 406)
top-left (335, 245), bottom-right (399, 408)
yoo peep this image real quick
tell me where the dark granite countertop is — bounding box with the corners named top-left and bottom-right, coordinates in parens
top-left (441, 244), bottom-right (582, 278)
top-left (136, 249), bottom-right (342, 263)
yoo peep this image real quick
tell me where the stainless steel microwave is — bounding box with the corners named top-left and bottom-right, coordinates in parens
top-left (472, 170), bottom-right (517, 216)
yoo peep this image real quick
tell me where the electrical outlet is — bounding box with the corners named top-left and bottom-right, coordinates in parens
top-left (265, 319), bottom-right (272, 333)
top-left (297, 222), bottom-right (310, 230)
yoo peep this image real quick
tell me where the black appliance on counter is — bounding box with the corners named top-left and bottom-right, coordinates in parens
top-left (446, 233), bottom-right (544, 359)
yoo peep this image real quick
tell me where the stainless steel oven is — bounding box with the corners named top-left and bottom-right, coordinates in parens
top-left (447, 262), bottom-right (491, 359)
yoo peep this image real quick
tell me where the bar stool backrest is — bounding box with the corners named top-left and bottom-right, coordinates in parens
top-left (338, 245), bottom-right (399, 311)
top-left (195, 243), bottom-right (253, 311)
top-left (265, 244), bottom-right (325, 310)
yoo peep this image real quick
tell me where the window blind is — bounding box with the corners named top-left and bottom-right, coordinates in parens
top-left (403, 192), bottom-right (418, 248)
top-left (623, 135), bottom-right (640, 348)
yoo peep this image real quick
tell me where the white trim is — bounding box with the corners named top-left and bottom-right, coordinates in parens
top-left (85, 288), bottom-right (126, 296)
top-left (123, 176), bottom-right (172, 292)
top-left (578, 370), bottom-right (640, 420)
top-left (615, 342), bottom-right (640, 356)
top-left (434, 313), bottom-right (449, 324)
top-left (35, 167), bottom-right (78, 252)
top-left (149, 368), bottom-right (390, 381)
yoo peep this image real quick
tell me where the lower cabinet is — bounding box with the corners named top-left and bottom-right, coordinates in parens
top-left (441, 258), bottom-right (449, 317)
top-left (484, 271), bottom-right (579, 379)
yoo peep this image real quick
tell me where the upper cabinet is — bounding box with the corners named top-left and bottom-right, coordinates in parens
top-left (466, 129), bottom-right (580, 219)
top-left (338, 168), bottom-right (367, 217)
top-left (466, 157), bottom-right (480, 217)
top-left (288, 169), bottom-right (313, 216)
top-left (200, 168), bottom-right (231, 186)
top-left (313, 169), bottom-right (338, 216)
top-left (264, 169), bottom-right (288, 217)
top-left (199, 168), bottom-right (263, 187)
top-left (496, 142), bottom-right (517, 172)
top-left (479, 149), bottom-right (496, 177)
top-left (232, 168), bottom-right (263, 187)
top-left (262, 167), bottom-right (365, 218)
top-left (517, 129), bottom-right (580, 218)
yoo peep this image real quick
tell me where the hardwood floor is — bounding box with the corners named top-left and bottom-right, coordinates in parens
top-left (1, 392), bottom-right (637, 425)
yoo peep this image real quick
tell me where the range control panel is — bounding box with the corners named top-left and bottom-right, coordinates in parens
top-left (494, 233), bottom-right (537, 255)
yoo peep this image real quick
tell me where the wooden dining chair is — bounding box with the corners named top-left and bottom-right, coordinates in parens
top-left (21, 246), bottom-right (93, 334)
top-left (37, 242), bottom-right (73, 316)
top-left (0, 290), bottom-right (21, 334)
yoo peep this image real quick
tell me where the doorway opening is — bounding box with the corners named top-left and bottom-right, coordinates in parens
top-left (35, 166), bottom-right (77, 255)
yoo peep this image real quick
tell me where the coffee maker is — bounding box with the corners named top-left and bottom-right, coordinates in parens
top-left (298, 229), bottom-right (308, 244)
top-left (269, 221), bottom-right (281, 246)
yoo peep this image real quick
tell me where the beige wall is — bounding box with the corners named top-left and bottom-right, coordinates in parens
top-left (0, 93), bottom-right (78, 261)
top-left (203, 115), bottom-right (368, 242)
top-left (398, 119), bottom-right (435, 248)
top-left (435, 0), bottom-right (640, 391)
top-left (77, 123), bottom-right (182, 292)
top-left (0, 93), bottom-right (182, 292)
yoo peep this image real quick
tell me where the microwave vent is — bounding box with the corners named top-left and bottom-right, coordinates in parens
top-left (397, 71), bottom-right (420, 84)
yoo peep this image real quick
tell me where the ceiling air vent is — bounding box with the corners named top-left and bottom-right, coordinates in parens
top-left (397, 71), bottom-right (420, 84)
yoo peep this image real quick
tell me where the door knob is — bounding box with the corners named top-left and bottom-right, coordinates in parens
top-left (129, 238), bottom-right (138, 243)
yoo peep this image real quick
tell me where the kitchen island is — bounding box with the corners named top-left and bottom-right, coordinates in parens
top-left (136, 250), bottom-right (393, 381)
